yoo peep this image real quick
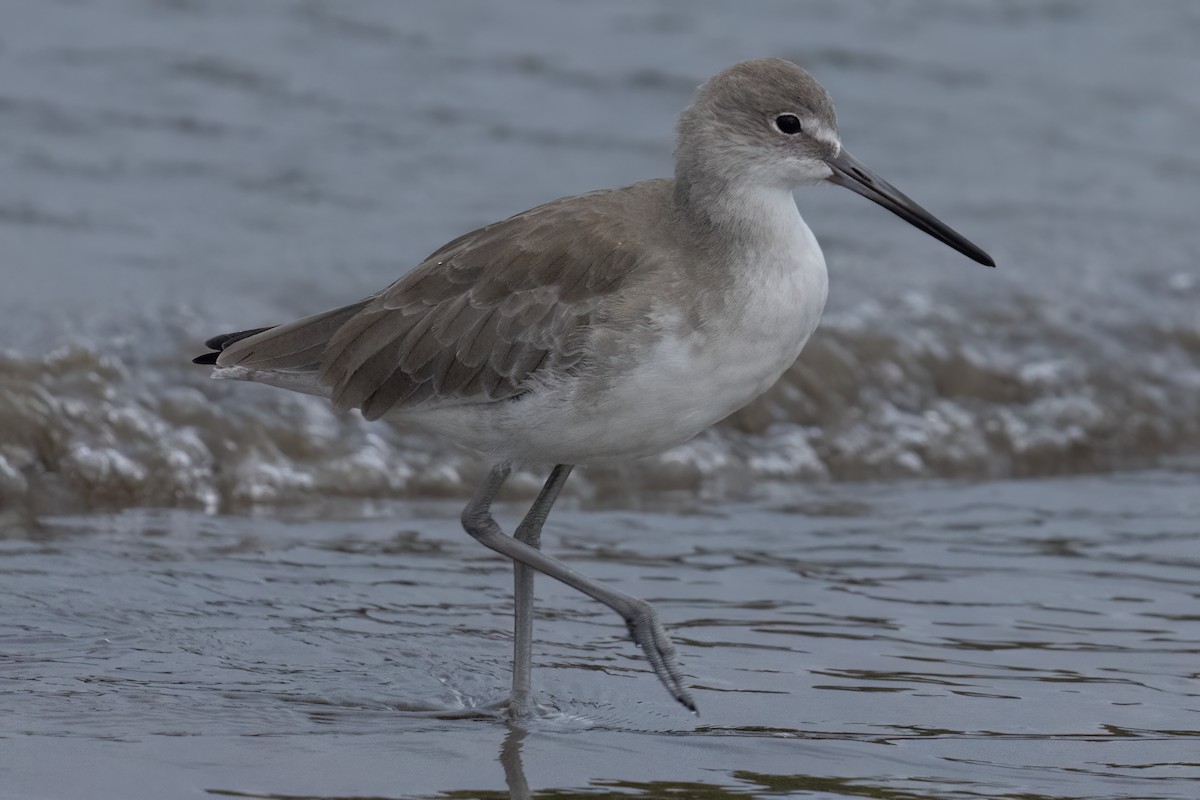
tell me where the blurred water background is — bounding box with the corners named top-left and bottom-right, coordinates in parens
top-left (1, 1), bottom-right (1198, 798)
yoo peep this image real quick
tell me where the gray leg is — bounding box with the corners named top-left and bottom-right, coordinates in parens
top-left (510, 464), bottom-right (573, 716)
top-left (462, 463), bottom-right (695, 712)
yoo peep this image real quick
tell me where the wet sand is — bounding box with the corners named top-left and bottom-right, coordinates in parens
top-left (4, 470), bottom-right (1198, 799)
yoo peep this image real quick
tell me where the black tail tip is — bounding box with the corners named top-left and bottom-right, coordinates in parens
top-left (204, 327), bottom-right (270, 351)
top-left (193, 325), bottom-right (274, 366)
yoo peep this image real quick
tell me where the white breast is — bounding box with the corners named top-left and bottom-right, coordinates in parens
top-left (697, 219), bottom-right (829, 418)
top-left (616, 198), bottom-right (829, 447)
top-left (508, 190), bottom-right (829, 463)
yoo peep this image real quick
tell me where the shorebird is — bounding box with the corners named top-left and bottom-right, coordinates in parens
top-left (194, 58), bottom-right (993, 716)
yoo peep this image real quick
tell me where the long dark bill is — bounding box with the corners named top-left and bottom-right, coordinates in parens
top-left (826, 149), bottom-right (995, 267)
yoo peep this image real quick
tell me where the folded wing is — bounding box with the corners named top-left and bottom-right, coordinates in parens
top-left (214, 186), bottom-right (655, 421)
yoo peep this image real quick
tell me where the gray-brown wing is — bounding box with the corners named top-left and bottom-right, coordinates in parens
top-left (315, 187), bottom-right (659, 420)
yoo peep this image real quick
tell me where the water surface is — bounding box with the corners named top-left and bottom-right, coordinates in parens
top-left (4, 471), bottom-right (1199, 798)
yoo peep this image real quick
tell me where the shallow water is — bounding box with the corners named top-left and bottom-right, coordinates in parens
top-left (4, 470), bottom-right (1199, 798)
top-left (3, 1), bottom-right (1200, 797)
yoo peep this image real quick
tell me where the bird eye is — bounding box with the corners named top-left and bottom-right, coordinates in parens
top-left (774, 114), bottom-right (803, 135)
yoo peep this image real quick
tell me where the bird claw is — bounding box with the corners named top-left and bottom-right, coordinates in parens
top-left (626, 604), bottom-right (697, 713)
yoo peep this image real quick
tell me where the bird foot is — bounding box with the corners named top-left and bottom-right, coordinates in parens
top-left (625, 604), bottom-right (697, 713)
top-left (470, 695), bottom-right (550, 722)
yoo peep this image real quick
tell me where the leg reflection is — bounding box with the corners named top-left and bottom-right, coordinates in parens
top-left (500, 724), bottom-right (530, 800)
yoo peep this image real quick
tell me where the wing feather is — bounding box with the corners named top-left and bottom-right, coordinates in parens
top-left (212, 180), bottom-right (674, 421)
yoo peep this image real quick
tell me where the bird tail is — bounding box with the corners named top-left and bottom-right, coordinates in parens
top-left (192, 300), bottom-right (367, 371)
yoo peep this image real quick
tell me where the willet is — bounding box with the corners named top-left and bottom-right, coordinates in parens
top-left (194, 58), bottom-right (993, 715)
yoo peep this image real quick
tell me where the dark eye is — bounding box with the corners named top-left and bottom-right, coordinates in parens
top-left (774, 114), bottom-right (803, 135)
